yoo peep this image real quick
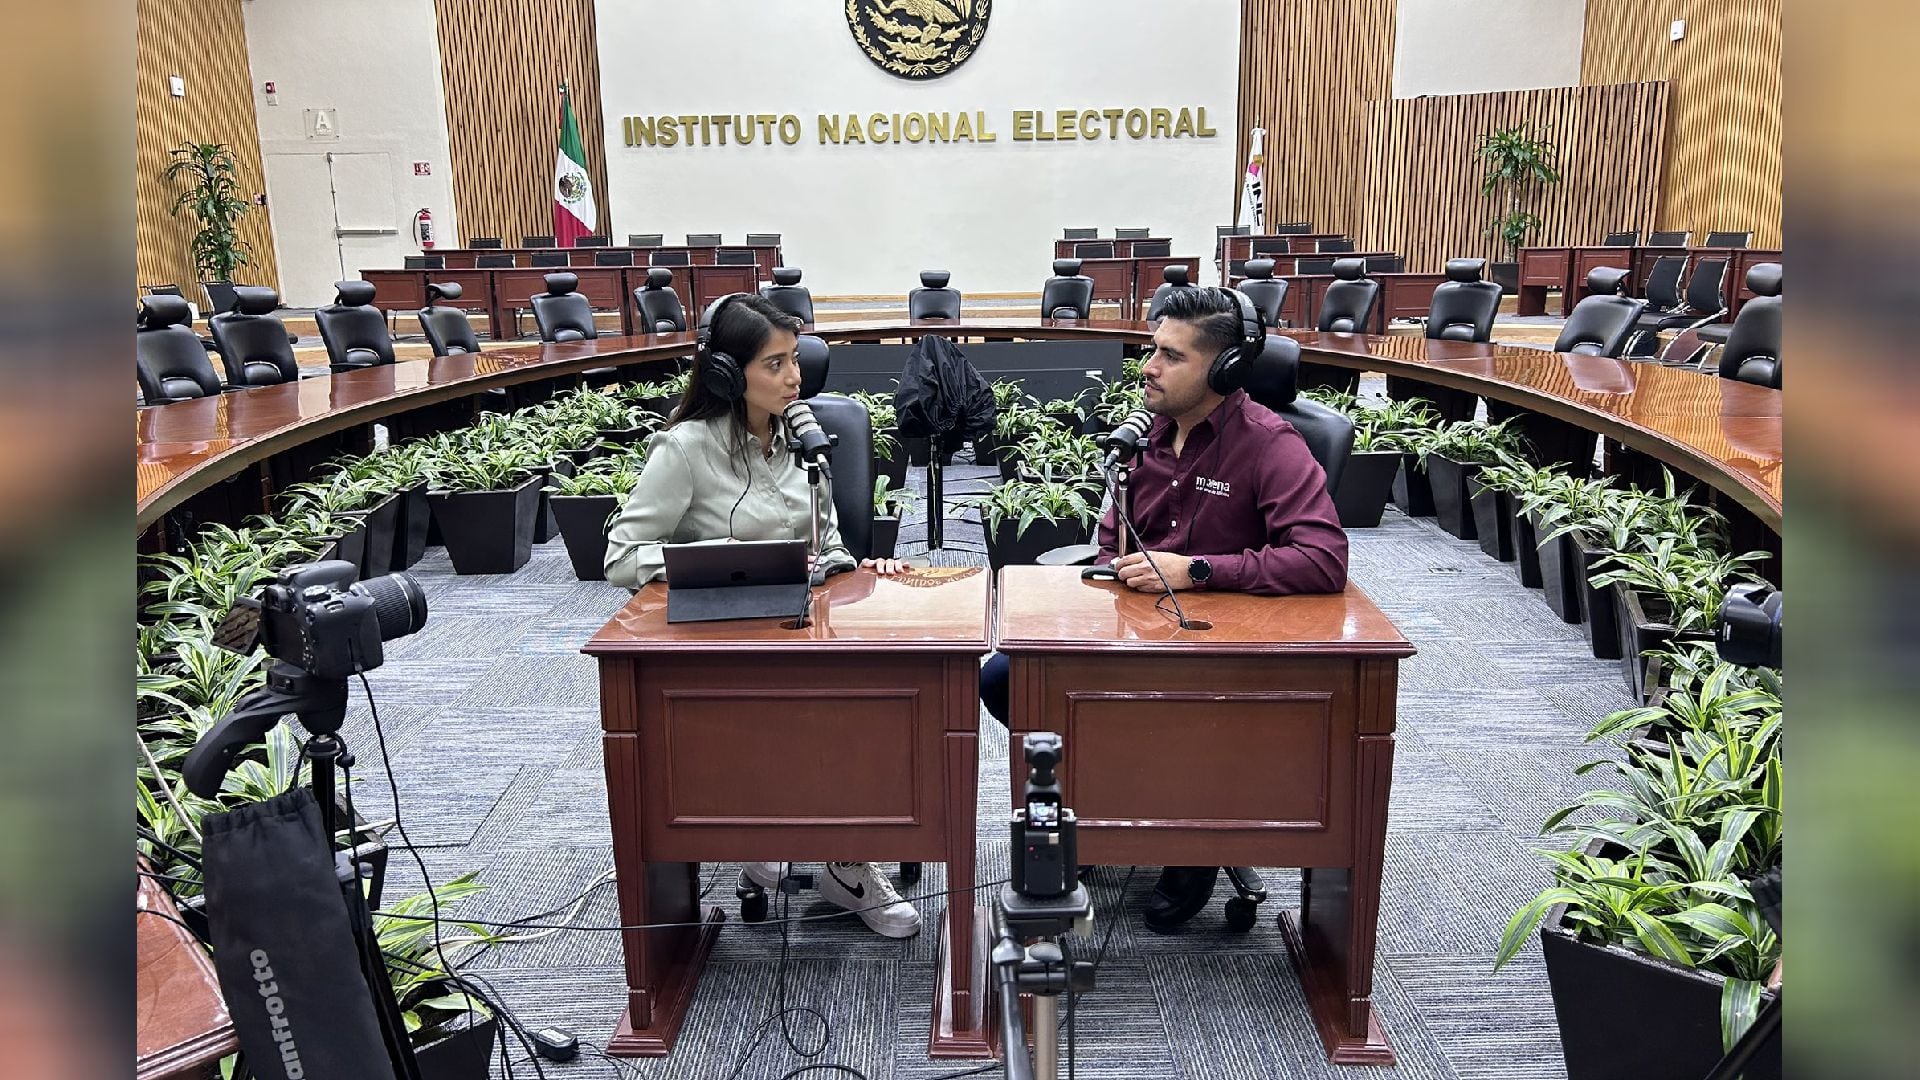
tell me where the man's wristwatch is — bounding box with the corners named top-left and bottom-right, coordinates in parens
top-left (1189, 556), bottom-right (1212, 587)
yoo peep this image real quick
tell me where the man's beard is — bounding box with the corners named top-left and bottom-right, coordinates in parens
top-left (1146, 379), bottom-right (1209, 418)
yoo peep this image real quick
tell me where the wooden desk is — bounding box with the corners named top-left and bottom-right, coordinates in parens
top-left (583, 567), bottom-right (995, 1058)
top-left (1129, 255), bottom-right (1204, 318)
top-left (356, 265), bottom-right (761, 339)
top-left (439, 242), bottom-right (782, 277)
top-left (1070, 257), bottom-right (1136, 315)
top-left (1218, 233), bottom-right (1348, 272)
top-left (1227, 253), bottom-right (1399, 284)
top-left (138, 863), bottom-right (235, 1078)
top-left (1516, 246), bottom-right (1572, 316)
top-left (995, 566), bottom-right (1415, 1064)
top-left (1054, 237), bottom-right (1172, 260)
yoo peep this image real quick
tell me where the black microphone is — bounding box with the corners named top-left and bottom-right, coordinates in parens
top-left (1100, 409), bottom-right (1154, 470)
top-left (782, 400), bottom-right (834, 478)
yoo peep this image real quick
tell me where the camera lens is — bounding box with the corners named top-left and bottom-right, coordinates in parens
top-left (355, 572), bottom-right (429, 642)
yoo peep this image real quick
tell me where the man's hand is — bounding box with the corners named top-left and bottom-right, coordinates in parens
top-left (860, 557), bottom-right (910, 575)
top-left (1113, 551), bottom-right (1193, 592)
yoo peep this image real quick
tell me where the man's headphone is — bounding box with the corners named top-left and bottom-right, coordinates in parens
top-left (1207, 287), bottom-right (1266, 395)
top-left (696, 292), bottom-right (754, 401)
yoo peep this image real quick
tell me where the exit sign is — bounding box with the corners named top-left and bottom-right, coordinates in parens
top-left (412, 161), bottom-right (432, 176)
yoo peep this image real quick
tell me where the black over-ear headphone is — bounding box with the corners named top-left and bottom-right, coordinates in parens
top-left (696, 292), bottom-right (754, 401)
top-left (1207, 287), bottom-right (1267, 394)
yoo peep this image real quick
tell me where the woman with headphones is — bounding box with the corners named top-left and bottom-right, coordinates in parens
top-left (604, 292), bottom-right (921, 938)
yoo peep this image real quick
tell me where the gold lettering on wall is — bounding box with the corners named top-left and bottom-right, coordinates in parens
top-left (618, 107), bottom-right (1211, 149)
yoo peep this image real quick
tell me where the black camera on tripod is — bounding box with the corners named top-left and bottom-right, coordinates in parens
top-left (218, 560), bottom-right (428, 679)
top-left (1716, 582), bottom-right (1781, 670)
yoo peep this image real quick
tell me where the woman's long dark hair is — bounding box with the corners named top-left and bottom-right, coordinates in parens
top-left (668, 293), bottom-right (805, 474)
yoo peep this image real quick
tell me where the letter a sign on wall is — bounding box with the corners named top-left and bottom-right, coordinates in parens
top-left (845, 0), bottom-right (991, 80)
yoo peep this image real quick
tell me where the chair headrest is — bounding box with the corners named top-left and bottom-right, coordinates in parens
top-left (772, 266), bottom-right (803, 287)
top-left (1242, 334), bottom-right (1302, 407)
top-left (426, 281), bottom-right (464, 303)
top-left (544, 272), bottom-right (580, 296)
top-left (138, 294), bottom-right (193, 330)
top-left (645, 267), bottom-right (674, 289)
top-left (232, 286), bottom-right (280, 316)
top-left (333, 280), bottom-right (377, 307)
top-left (1243, 259), bottom-right (1276, 280)
top-left (919, 270), bottom-right (952, 289)
top-left (1162, 265), bottom-right (1191, 286)
top-left (1052, 258), bottom-right (1082, 277)
top-left (796, 335), bottom-right (830, 399)
top-left (1746, 262), bottom-right (1782, 297)
top-left (1444, 258), bottom-right (1487, 283)
top-left (1331, 258), bottom-right (1367, 282)
top-left (1585, 267), bottom-right (1630, 294)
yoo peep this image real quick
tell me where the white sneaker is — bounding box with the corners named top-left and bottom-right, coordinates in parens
top-left (742, 862), bottom-right (785, 891)
top-left (817, 862), bottom-right (922, 938)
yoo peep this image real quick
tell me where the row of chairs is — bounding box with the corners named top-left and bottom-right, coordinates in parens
top-left (1067, 239), bottom-right (1172, 259)
top-left (1062, 227), bottom-right (1156, 240)
top-left (407, 247), bottom-right (764, 271)
top-left (465, 232), bottom-right (781, 249)
top-left (1554, 265), bottom-right (1781, 386)
top-left (1217, 222), bottom-right (1316, 238)
top-left (1599, 229), bottom-right (1754, 248)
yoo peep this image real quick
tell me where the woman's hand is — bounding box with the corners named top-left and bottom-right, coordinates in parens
top-left (860, 558), bottom-right (911, 576)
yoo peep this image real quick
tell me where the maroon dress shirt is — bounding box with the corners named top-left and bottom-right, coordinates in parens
top-left (1094, 389), bottom-right (1349, 595)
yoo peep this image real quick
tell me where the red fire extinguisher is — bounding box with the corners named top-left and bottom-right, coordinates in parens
top-left (414, 208), bottom-right (435, 250)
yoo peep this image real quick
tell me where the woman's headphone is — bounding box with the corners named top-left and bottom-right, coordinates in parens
top-left (1206, 287), bottom-right (1267, 395)
top-left (696, 292), bottom-right (754, 401)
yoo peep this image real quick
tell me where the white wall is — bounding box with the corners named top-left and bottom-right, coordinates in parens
top-left (1393, 0), bottom-right (1586, 98)
top-left (244, 0), bottom-right (457, 306)
top-left (594, 0), bottom-right (1240, 295)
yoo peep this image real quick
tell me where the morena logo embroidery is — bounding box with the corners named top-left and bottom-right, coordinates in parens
top-left (1196, 476), bottom-right (1232, 497)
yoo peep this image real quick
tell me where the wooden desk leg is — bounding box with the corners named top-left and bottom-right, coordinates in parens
top-left (930, 728), bottom-right (995, 1058)
top-left (1278, 728), bottom-right (1396, 1065)
top-left (603, 733), bottom-right (724, 1057)
top-left (1517, 284), bottom-right (1546, 317)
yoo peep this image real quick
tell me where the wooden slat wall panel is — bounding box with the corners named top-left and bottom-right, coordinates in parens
top-left (1236, 0), bottom-right (1398, 236)
top-left (434, 0), bottom-right (612, 246)
top-left (135, 0), bottom-right (279, 300)
top-left (1581, 0), bottom-right (1782, 247)
top-left (1355, 83), bottom-right (1669, 271)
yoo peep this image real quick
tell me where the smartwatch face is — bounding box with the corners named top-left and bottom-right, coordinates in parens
top-left (1191, 556), bottom-right (1211, 583)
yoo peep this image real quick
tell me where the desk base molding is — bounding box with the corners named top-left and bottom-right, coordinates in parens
top-left (605, 904), bottom-right (725, 1057)
top-left (928, 905), bottom-right (998, 1059)
top-left (1279, 909), bottom-right (1395, 1065)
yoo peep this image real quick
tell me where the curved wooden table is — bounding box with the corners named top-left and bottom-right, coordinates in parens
top-left (136, 320), bottom-right (1781, 533)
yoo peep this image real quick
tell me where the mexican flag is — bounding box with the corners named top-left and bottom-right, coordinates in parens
top-left (552, 84), bottom-right (596, 246)
top-left (1237, 127), bottom-right (1265, 232)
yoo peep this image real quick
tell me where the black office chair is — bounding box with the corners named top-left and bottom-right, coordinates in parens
top-left (1317, 238), bottom-right (1356, 253)
top-left (404, 255), bottom-right (446, 270)
top-left (1064, 227), bottom-right (1099, 240)
top-left (908, 270), bottom-right (962, 321)
top-left (1425, 259), bottom-right (1502, 343)
top-left (1621, 255), bottom-right (1691, 354)
top-left (803, 393), bottom-right (875, 559)
top-left (202, 281), bottom-right (240, 316)
top-left (796, 333), bottom-right (831, 400)
top-left (1602, 231), bottom-right (1639, 246)
top-left (1074, 241), bottom-right (1115, 259)
top-left (716, 248), bottom-right (757, 265)
top-left (530, 251), bottom-right (569, 267)
top-left (760, 267), bottom-right (814, 323)
top-left (745, 233), bottom-right (782, 247)
top-left (476, 253), bottom-right (516, 268)
top-left (1316, 259), bottom-right (1379, 334)
top-left (314, 281), bottom-right (397, 373)
top-left (1272, 222), bottom-right (1314, 234)
top-left (1628, 257), bottom-right (1728, 359)
top-left (576, 235), bottom-right (611, 247)
top-left (1238, 259), bottom-right (1289, 327)
top-left (136, 296), bottom-right (225, 404)
top-left (1552, 268), bottom-right (1646, 356)
top-left (419, 283), bottom-right (483, 356)
top-left (470, 237), bottom-right (504, 249)
top-left (1647, 230), bottom-right (1690, 247)
top-left (523, 234), bottom-right (556, 247)
top-left (1250, 238), bottom-right (1290, 258)
top-left (593, 249), bottom-right (634, 267)
top-left (141, 283), bottom-right (184, 297)
top-left (650, 250), bottom-right (691, 266)
top-left (208, 287), bottom-right (300, 387)
top-left (1694, 261), bottom-right (1779, 359)
top-left (1296, 256), bottom-right (1336, 276)
top-left (628, 233), bottom-right (664, 247)
top-left (1215, 224), bottom-right (1251, 239)
top-left (1703, 231), bottom-right (1752, 249)
top-left (1115, 227), bottom-right (1151, 240)
top-left (1144, 265), bottom-right (1197, 321)
top-left (1716, 264), bottom-right (1781, 388)
top-left (1040, 259), bottom-right (1092, 319)
top-left (633, 268), bottom-right (688, 333)
top-left (531, 272), bottom-right (598, 342)
top-left (1133, 240), bottom-right (1172, 258)
top-left (1243, 333), bottom-right (1355, 495)
top-left (686, 233), bottom-right (722, 246)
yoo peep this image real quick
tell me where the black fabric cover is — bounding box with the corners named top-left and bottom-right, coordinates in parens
top-left (893, 334), bottom-right (997, 452)
top-left (203, 788), bottom-right (395, 1079)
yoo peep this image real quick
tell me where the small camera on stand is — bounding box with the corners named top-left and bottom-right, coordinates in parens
top-left (1716, 582), bottom-right (1781, 670)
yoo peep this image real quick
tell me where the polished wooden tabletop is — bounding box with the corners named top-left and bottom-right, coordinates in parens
top-left (994, 565), bottom-right (1414, 656)
top-left (585, 566), bottom-right (991, 654)
top-left (136, 319), bottom-right (1783, 531)
top-left (137, 863), bottom-right (235, 1077)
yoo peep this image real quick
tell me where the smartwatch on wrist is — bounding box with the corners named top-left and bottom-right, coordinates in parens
top-left (1189, 556), bottom-right (1213, 587)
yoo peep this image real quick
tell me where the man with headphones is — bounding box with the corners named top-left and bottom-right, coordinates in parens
top-left (979, 286), bottom-right (1349, 931)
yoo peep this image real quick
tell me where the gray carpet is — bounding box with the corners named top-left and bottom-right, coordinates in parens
top-left (343, 437), bottom-right (1629, 1080)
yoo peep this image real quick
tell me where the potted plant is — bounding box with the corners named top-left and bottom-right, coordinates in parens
top-left (546, 453), bottom-right (644, 580)
top-left (1476, 123), bottom-right (1561, 293)
top-left (1363, 397), bottom-right (1443, 518)
top-left (851, 391), bottom-right (908, 490)
top-left (1591, 542), bottom-right (1769, 702)
top-left (962, 480), bottom-right (1099, 570)
top-left (1517, 474), bottom-right (1615, 624)
top-left (164, 142), bottom-right (255, 306)
top-left (870, 476), bottom-right (920, 560)
top-left (989, 403), bottom-right (1048, 480)
top-left (424, 448), bottom-right (546, 574)
top-left (372, 872), bottom-right (507, 1077)
top-left (1412, 418), bottom-right (1525, 543)
top-left (1016, 428), bottom-right (1104, 491)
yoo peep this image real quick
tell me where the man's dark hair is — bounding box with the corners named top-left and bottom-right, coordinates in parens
top-left (1157, 287), bottom-right (1243, 360)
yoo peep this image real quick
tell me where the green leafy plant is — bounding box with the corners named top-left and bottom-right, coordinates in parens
top-left (548, 457), bottom-right (643, 497)
top-left (990, 379), bottom-right (1032, 411)
top-left (1091, 371), bottom-right (1146, 427)
top-left (371, 872), bottom-right (505, 1042)
top-left (961, 480), bottom-right (1098, 538)
top-left (1590, 540), bottom-right (1769, 635)
top-left (164, 142), bottom-right (256, 283)
top-left (425, 446), bottom-right (544, 493)
top-left (873, 475), bottom-right (919, 517)
top-left (1477, 124), bottom-right (1561, 259)
top-left (1349, 396), bottom-right (1442, 452)
top-left (1411, 417), bottom-right (1528, 468)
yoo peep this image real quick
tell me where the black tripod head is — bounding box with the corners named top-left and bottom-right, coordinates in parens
top-left (181, 662), bottom-right (349, 798)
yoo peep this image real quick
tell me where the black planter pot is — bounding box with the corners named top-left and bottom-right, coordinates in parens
top-left (875, 431), bottom-right (908, 491)
top-left (530, 461), bottom-right (572, 544)
top-left (395, 482), bottom-right (431, 570)
top-left (1540, 919), bottom-right (1779, 1080)
top-left (550, 493), bottom-right (620, 580)
top-left (870, 516), bottom-right (901, 559)
top-left (905, 434), bottom-right (930, 467)
top-left (358, 491), bottom-right (402, 579)
top-left (983, 516), bottom-right (1091, 570)
top-left (332, 518), bottom-right (369, 572)
top-left (597, 426), bottom-right (652, 448)
top-left (637, 395), bottom-right (676, 418)
top-left (427, 474), bottom-right (542, 575)
top-left (1426, 454), bottom-right (1479, 541)
top-left (1571, 535), bottom-right (1622, 660)
top-left (1613, 586), bottom-right (1710, 702)
top-left (997, 448), bottom-right (1023, 481)
top-left (1489, 261), bottom-right (1519, 295)
top-left (414, 1011), bottom-right (501, 1080)
top-left (1391, 453), bottom-right (1435, 516)
top-left (1533, 512), bottom-right (1584, 624)
top-left (1333, 450), bottom-right (1399, 528)
top-left (1467, 477), bottom-right (1514, 561)
top-left (1512, 506), bottom-right (1543, 588)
